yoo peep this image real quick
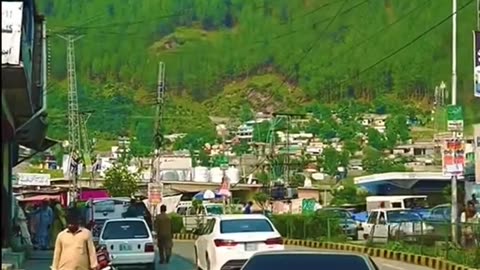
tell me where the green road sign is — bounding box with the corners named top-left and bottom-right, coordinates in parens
top-left (446, 105), bottom-right (464, 131)
top-left (447, 105), bottom-right (463, 121)
top-left (302, 199), bottom-right (316, 215)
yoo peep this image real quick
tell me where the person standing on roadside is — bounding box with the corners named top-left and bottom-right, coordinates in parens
top-left (243, 201), bottom-right (253, 214)
top-left (51, 209), bottom-right (98, 270)
top-left (36, 199), bottom-right (53, 250)
top-left (155, 204), bottom-right (173, 264)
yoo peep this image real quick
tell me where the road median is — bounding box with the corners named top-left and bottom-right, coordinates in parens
top-left (172, 234), bottom-right (477, 270)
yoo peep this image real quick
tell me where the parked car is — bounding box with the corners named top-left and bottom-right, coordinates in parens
top-left (194, 214), bottom-right (284, 270)
top-left (241, 250), bottom-right (379, 270)
top-left (99, 218), bottom-right (155, 269)
top-left (362, 208), bottom-right (434, 241)
top-left (317, 208), bottom-right (360, 240)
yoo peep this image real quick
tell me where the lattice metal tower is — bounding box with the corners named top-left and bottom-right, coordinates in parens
top-left (152, 62), bottom-right (166, 183)
top-left (154, 61), bottom-right (166, 150)
top-left (58, 35), bottom-right (82, 153)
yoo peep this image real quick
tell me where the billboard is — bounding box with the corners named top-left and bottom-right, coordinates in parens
top-left (1, 2), bottom-right (23, 65)
top-left (442, 139), bottom-right (465, 176)
top-left (475, 31), bottom-right (480, 97)
top-left (16, 173), bottom-right (51, 186)
top-left (148, 182), bottom-right (163, 206)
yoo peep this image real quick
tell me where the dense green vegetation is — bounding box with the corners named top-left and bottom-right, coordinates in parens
top-left (40, 0), bottom-right (479, 144)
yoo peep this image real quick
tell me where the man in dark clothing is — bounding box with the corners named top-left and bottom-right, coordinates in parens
top-left (155, 205), bottom-right (172, 264)
top-left (243, 201), bottom-right (253, 214)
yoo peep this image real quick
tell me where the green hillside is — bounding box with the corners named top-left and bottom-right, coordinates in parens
top-left (40, 0), bottom-right (479, 144)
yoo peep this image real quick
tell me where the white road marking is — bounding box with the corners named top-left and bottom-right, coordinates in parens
top-left (381, 263), bottom-right (406, 270)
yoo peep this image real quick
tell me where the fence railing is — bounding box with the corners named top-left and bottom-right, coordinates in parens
top-left (273, 216), bottom-right (480, 268)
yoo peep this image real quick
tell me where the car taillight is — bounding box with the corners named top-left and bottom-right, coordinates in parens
top-left (264, 237), bottom-right (283, 245)
top-left (144, 243), bottom-right (155, 252)
top-left (214, 239), bottom-right (237, 247)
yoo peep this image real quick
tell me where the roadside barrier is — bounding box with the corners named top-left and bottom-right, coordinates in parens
top-left (172, 234), bottom-right (477, 270)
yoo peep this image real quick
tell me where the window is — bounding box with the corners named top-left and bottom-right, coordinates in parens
top-left (367, 212), bottom-right (378, 224)
top-left (391, 202), bottom-right (402, 208)
top-left (386, 210), bottom-right (421, 223)
top-left (176, 207), bottom-right (187, 215)
top-left (205, 205), bottom-right (223, 215)
top-left (94, 201), bottom-right (115, 213)
top-left (220, 219), bottom-right (273, 233)
top-left (101, 220), bottom-right (149, 240)
top-left (243, 254), bottom-right (373, 270)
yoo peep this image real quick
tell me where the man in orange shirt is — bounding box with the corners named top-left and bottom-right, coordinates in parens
top-left (51, 209), bottom-right (98, 270)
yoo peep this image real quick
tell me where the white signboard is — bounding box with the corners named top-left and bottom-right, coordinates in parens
top-left (17, 173), bottom-right (51, 186)
top-left (2, 1), bottom-right (23, 65)
top-left (158, 156), bottom-right (192, 170)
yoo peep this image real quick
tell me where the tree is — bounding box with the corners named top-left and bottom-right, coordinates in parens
top-left (232, 141), bottom-right (250, 156)
top-left (321, 146), bottom-right (339, 176)
top-left (103, 164), bottom-right (139, 197)
top-left (253, 192), bottom-right (269, 211)
top-left (330, 180), bottom-right (369, 206)
top-left (252, 121), bottom-right (272, 143)
top-left (343, 139), bottom-right (361, 156)
top-left (384, 114), bottom-right (411, 149)
top-left (366, 128), bottom-right (386, 150)
top-left (239, 103), bottom-right (254, 122)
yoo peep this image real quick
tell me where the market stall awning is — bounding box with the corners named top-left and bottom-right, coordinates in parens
top-left (18, 194), bottom-right (61, 202)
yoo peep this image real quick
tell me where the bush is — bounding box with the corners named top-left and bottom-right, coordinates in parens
top-left (270, 214), bottom-right (344, 241)
top-left (169, 213), bottom-right (184, 233)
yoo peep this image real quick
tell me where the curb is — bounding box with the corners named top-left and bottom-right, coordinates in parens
top-left (172, 234), bottom-right (476, 270)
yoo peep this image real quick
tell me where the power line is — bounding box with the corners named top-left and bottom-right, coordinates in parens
top-left (269, 0), bottom-right (358, 96)
top-left (327, 0), bottom-right (431, 65)
top-left (348, 0), bottom-right (474, 82)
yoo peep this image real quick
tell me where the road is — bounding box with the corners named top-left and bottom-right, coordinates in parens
top-left (24, 241), bottom-right (432, 270)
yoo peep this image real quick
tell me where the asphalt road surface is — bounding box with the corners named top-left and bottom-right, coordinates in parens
top-left (24, 241), bottom-right (432, 270)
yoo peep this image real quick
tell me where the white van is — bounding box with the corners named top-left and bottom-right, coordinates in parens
top-left (176, 202), bottom-right (224, 232)
top-left (366, 195), bottom-right (427, 212)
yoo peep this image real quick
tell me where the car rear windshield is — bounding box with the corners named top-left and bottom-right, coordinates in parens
top-left (243, 254), bottom-right (374, 270)
top-left (220, 219), bottom-right (273, 233)
top-left (101, 220), bottom-right (149, 240)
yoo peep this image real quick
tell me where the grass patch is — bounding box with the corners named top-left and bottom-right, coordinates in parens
top-left (94, 139), bottom-right (117, 152)
top-left (204, 74), bottom-right (308, 117)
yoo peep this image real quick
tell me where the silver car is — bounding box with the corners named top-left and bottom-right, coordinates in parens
top-left (241, 250), bottom-right (379, 270)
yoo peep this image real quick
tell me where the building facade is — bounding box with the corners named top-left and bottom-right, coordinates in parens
top-left (2, 0), bottom-right (55, 247)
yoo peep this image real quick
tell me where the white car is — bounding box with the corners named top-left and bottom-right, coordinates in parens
top-left (194, 214), bottom-right (284, 270)
top-left (99, 218), bottom-right (155, 269)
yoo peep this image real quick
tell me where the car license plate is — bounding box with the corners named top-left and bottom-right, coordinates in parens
top-left (245, 243), bottom-right (257, 251)
top-left (119, 243), bottom-right (132, 251)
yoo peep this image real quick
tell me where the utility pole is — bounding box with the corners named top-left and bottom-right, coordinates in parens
top-left (450, 0), bottom-right (459, 243)
top-left (152, 62), bottom-right (165, 183)
top-left (477, 0), bottom-right (480, 31)
top-left (58, 34), bottom-right (83, 202)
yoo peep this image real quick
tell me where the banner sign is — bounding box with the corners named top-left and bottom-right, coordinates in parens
top-left (1, 2), bottom-right (23, 65)
top-left (446, 105), bottom-right (464, 132)
top-left (475, 31), bottom-right (480, 97)
top-left (442, 139), bottom-right (465, 176)
top-left (17, 173), bottom-right (51, 186)
top-left (148, 182), bottom-right (163, 206)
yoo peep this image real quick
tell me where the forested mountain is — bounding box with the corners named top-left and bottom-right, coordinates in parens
top-left (39, 0), bottom-right (479, 143)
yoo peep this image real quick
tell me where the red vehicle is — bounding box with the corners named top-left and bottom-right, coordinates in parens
top-left (96, 244), bottom-right (116, 270)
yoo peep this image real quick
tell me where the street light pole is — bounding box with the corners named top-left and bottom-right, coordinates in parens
top-left (450, 0), bottom-right (459, 243)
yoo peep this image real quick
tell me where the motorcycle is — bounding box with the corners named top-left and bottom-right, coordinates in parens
top-left (96, 244), bottom-right (116, 270)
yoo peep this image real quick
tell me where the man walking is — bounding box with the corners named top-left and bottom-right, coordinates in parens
top-left (36, 199), bottom-right (53, 249)
top-left (51, 209), bottom-right (98, 270)
top-left (155, 204), bottom-right (173, 264)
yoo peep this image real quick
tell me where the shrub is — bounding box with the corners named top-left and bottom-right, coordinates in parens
top-left (270, 213), bottom-right (343, 241)
top-left (169, 213), bottom-right (184, 233)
